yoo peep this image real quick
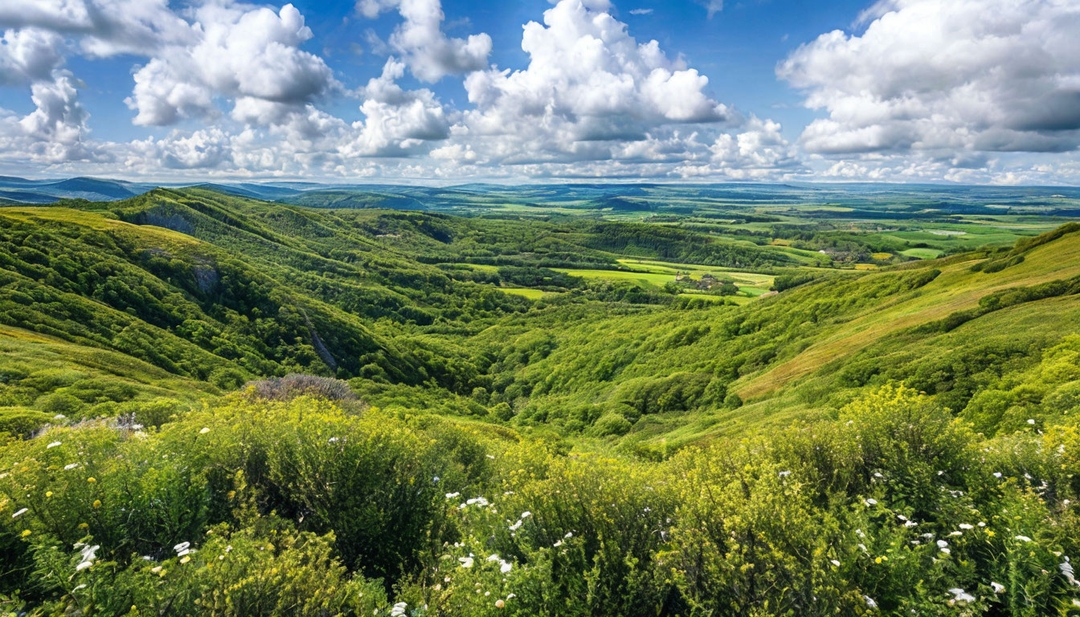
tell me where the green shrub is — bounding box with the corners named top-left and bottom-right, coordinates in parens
top-left (0, 407), bottom-right (52, 438)
top-left (589, 413), bottom-right (632, 437)
top-left (35, 393), bottom-right (85, 416)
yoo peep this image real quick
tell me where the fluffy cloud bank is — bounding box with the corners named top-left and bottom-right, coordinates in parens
top-left (0, 0), bottom-right (1074, 183)
top-left (356, 0), bottom-right (492, 82)
top-left (127, 3), bottom-right (336, 126)
top-left (0, 27), bottom-right (100, 163)
top-left (780, 0), bottom-right (1080, 155)
top-left (460, 0), bottom-right (732, 165)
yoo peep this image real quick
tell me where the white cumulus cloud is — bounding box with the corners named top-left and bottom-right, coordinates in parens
top-left (0, 28), bottom-right (65, 85)
top-left (344, 59), bottom-right (451, 156)
top-left (0, 0), bottom-right (195, 57)
top-left (126, 3), bottom-right (337, 126)
top-left (0, 70), bottom-right (104, 164)
top-left (779, 0), bottom-right (1080, 155)
top-left (459, 0), bottom-right (731, 166)
top-left (356, 0), bottom-right (492, 82)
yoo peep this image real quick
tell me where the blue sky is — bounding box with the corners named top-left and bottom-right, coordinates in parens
top-left (0, 0), bottom-right (1077, 184)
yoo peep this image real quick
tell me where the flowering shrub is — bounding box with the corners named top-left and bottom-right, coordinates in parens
top-left (2, 385), bottom-right (1080, 614)
top-left (244, 374), bottom-right (359, 402)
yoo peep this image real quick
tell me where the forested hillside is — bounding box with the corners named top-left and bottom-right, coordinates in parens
top-left (3, 189), bottom-right (1080, 615)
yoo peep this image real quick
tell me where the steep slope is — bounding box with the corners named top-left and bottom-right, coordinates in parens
top-left (466, 224), bottom-right (1080, 450)
top-left (0, 196), bottom-right (515, 414)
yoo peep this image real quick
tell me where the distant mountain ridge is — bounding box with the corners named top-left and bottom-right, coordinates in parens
top-left (4, 176), bottom-right (1080, 215)
top-left (0, 176), bottom-right (151, 203)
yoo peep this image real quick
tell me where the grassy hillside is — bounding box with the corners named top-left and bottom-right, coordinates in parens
top-left (3, 189), bottom-right (1080, 615)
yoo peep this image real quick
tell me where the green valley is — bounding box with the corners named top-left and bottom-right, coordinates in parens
top-left (3, 185), bottom-right (1080, 616)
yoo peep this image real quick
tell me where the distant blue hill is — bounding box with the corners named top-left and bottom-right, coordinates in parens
top-left (0, 176), bottom-right (151, 203)
top-left (1, 177), bottom-right (1079, 219)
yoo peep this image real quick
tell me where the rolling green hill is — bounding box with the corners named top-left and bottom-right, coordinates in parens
top-left (3, 189), bottom-right (1080, 615)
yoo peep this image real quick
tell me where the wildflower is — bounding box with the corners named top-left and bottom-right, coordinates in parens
top-left (991, 582), bottom-right (1005, 594)
top-left (20, 529), bottom-right (31, 537)
top-left (459, 556), bottom-right (474, 568)
top-left (64, 463), bottom-right (78, 470)
top-left (446, 492), bottom-right (460, 499)
top-left (75, 544), bottom-right (99, 571)
top-left (86, 477), bottom-right (96, 484)
top-left (487, 554), bottom-right (501, 562)
top-left (564, 532), bottom-right (573, 538)
top-left (864, 498), bottom-right (878, 506)
top-left (553, 540), bottom-right (563, 547)
top-left (92, 500), bottom-right (101, 509)
top-left (520, 511), bottom-right (532, 519)
top-left (830, 559), bottom-right (841, 567)
top-left (959, 524), bottom-right (973, 530)
top-left (45, 491), bottom-right (52, 498)
top-left (1061, 561), bottom-right (1079, 587)
top-left (948, 531), bottom-right (962, 537)
top-left (495, 599), bottom-right (505, 608)
top-left (993, 472), bottom-right (1002, 478)
top-left (500, 560), bottom-right (512, 574)
top-left (180, 556), bottom-right (191, 564)
top-left (864, 595), bottom-right (877, 609)
top-left (1015, 535), bottom-right (1033, 543)
top-left (199, 427), bottom-right (210, 434)
top-left (390, 602), bottom-right (408, 617)
top-left (47, 442), bottom-right (61, 449)
top-left (173, 542), bottom-right (191, 556)
top-left (328, 437), bottom-right (339, 444)
top-left (12, 508), bottom-right (28, 519)
top-left (507, 594), bottom-right (516, 599)
top-left (778, 470), bottom-right (791, 478)
top-left (873, 472), bottom-right (884, 479)
top-left (1027, 419), bottom-right (1036, 425)
top-left (73, 584), bottom-right (86, 591)
top-left (54, 414), bottom-right (66, 420)
top-left (936, 540), bottom-right (948, 548)
top-left (948, 588), bottom-right (976, 604)
top-left (509, 520), bottom-right (523, 532)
